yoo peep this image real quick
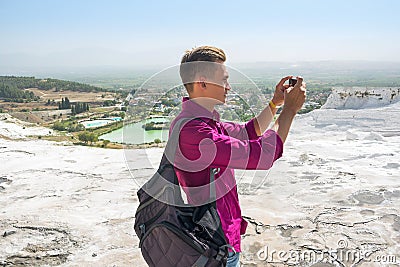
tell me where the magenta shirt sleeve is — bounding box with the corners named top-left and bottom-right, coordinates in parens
top-left (219, 118), bottom-right (259, 141)
top-left (175, 120), bottom-right (283, 171)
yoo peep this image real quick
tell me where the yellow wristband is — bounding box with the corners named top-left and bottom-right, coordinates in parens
top-left (269, 100), bottom-right (278, 109)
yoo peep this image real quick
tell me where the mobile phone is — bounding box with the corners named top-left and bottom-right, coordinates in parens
top-left (289, 78), bottom-right (297, 87)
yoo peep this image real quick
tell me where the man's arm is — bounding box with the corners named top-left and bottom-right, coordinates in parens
top-left (254, 101), bottom-right (278, 137)
top-left (173, 120), bottom-right (283, 171)
top-left (221, 76), bottom-right (291, 140)
top-left (271, 108), bottom-right (296, 143)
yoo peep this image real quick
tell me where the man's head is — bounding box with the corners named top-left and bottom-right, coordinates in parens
top-left (179, 46), bottom-right (230, 105)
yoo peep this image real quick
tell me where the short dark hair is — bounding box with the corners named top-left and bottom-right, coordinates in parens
top-left (180, 46), bottom-right (226, 91)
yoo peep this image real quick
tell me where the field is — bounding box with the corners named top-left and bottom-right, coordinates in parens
top-left (0, 88), bottom-right (120, 124)
top-left (25, 88), bottom-right (116, 102)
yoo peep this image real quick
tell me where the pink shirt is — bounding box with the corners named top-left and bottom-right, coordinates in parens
top-left (169, 97), bottom-right (283, 252)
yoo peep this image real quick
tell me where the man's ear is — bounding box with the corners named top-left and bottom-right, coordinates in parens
top-left (199, 76), bottom-right (207, 89)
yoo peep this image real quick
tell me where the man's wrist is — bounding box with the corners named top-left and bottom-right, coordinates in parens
top-left (280, 107), bottom-right (297, 117)
top-left (269, 100), bottom-right (282, 109)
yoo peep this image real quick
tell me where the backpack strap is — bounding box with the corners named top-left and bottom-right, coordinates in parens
top-left (164, 117), bottom-right (211, 168)
top-left (191, 254), bottom-right (209, 267)
top-left (209, 167), bottom-right (220, 206)
top-left (165, 117), bottom-right (220, 205)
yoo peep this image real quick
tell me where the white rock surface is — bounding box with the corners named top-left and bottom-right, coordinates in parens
top-left (322, 87), bottom-right (400, 109)
top-left (0, 99), bottom-right (399, 266)
top-left (0, 113), bottom-right (55, 139)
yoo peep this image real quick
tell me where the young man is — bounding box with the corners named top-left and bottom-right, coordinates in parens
top-left (169, 46), bottom-right (306, 267)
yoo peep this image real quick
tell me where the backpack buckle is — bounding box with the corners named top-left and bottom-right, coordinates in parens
top-left (215, 247), bottom-right (228, 261)
top-left (139, 224), bottom-right (146, 236)
top-left (212, 168), bottom-right (221, 175)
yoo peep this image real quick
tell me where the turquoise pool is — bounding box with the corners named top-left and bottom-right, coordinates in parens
top-left (81, 117), bottom-right (122, 128)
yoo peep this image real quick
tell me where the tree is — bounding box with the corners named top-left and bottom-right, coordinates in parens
top-left (78, 131), bottom-right (98, 144)
top-left (102, 140), bottom-right (110, 147)
top-left (154, 138), bottom-right (162, 145)
top-left (52, 121), bottom-right (66, 131)
top-left (70, 102), bottom-right (88, 115)
top-left (65, 97), bottom-right (71, 108)
top-left (59, 97), bottom-right (72, 110)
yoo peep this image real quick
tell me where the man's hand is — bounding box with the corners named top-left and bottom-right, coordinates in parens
top-left (282, 76), bottom-right (306, 115)
top-left (272, 76), bottom-right (306, 143)
top-left (272, 76), bottom-right (292, 106)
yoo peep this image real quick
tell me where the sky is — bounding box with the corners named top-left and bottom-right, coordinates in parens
top-left (1, 0), bottom-right (400, 70)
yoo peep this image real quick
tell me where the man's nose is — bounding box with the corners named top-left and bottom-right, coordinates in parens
top-left (225, 81), bottom-right (231, 90)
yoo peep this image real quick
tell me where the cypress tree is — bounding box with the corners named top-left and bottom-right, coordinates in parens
top-left (65, 97), bottom-right (70, 108)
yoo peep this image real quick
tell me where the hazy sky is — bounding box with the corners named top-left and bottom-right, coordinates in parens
top-left (1, 0), bottom-right (400, 68)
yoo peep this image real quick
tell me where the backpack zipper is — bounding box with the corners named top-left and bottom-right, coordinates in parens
top-left (138, 204), bottom-right (168, 237)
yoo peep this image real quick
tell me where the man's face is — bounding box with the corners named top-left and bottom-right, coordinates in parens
top-left (205, 62), bottom-right (231, 104)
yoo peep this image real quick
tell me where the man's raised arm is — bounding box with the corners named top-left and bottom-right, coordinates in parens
top-left (254, 76), bottom-right (291, 136)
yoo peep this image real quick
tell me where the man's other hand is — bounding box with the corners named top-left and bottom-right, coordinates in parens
top-left (282, 76), bottom-right (306, 115)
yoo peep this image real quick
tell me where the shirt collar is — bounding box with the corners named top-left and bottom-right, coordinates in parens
top-left (181, 97), bottom-right (220, 121)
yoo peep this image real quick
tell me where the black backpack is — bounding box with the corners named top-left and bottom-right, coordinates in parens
top-left (134, 118), bottom-right (231, 267)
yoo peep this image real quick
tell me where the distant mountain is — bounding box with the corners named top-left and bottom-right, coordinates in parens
top-left (0, 76), bottom-right (104, 93)
top-left (0, 47), bottom-right (175, 74)
top-left (233, 60), bottom-right (400, 70)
